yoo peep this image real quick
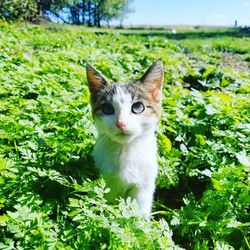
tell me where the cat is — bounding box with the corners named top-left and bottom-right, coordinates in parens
top-left (86, 60), bottom-right (164, 216)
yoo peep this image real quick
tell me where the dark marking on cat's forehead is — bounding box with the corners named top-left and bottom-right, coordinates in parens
top-left (120, 83), bottom-right (144, 100)
top-left (93, 83), bottom-right (142, 102)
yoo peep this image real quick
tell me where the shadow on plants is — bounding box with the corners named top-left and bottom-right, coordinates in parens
top-left (33, 155), bottom-right (98, 220)
top-left (155, 176), bottom-right (210, 249)
top-left (155, 175), bottom-right (210, 210)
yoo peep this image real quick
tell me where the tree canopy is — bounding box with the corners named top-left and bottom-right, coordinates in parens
top-left (0, 0), bottom-right (134, 26)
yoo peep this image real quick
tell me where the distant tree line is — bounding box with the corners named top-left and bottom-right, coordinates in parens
top-left (0, 0), bottom-right (134, 26)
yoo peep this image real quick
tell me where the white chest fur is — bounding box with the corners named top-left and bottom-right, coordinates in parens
top-left (93, 132), bottom-right (158, 215)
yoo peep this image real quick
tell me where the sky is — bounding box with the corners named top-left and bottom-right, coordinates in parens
top-left (117, 0), bottom-right (250, 26)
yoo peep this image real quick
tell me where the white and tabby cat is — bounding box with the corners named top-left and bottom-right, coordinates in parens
top-left (86, 60), bottom-right (164, 216)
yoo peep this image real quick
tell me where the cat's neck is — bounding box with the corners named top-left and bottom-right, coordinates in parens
top-left (94, 129), bottom-right (157, 175)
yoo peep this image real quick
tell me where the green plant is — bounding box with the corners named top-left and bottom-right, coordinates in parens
top-left (0, 23), bottom-right (249, 249)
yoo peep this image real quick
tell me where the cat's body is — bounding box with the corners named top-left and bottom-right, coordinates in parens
top-left (87, 60), bottom-right (164, 216)
top-left (94, 131), bottom-right (158, 214)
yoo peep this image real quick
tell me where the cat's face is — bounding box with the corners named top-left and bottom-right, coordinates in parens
top-left (87, 60), bottom-right (164, 143)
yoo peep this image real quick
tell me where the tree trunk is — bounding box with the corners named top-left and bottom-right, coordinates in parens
top-left (87, 0), bottom-right (92, 26)
top-left (37, 0), bottom-right (43, 16)
top-left (82, 0), bottom-right (86, 25)
top-left (96, 1), bottom-right (101, 27)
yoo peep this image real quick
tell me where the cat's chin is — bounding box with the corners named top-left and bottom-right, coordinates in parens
top-left (108, 132), bottom-right (137, 144)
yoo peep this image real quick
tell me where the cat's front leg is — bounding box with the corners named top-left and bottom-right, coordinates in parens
top-left (128, 185), bottom-right (155, 216)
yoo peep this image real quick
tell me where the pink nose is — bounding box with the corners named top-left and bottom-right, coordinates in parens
top-left (116, 120), bottom-right (126, 130)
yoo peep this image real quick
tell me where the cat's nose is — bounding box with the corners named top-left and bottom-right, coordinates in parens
top-left (116, 120), bottom-right (126, 130)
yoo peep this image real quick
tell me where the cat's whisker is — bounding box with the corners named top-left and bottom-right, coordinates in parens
top-left (95, 134), bottom-right (107, 151)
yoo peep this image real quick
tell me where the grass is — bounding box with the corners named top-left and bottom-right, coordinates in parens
top-left (0, 22), bottom-right (249, 249)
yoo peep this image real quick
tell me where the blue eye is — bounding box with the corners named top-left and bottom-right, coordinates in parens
top-left (132, 102), bottom-right (145, 114)
top-left (101, 103), bottom-right (114, 115)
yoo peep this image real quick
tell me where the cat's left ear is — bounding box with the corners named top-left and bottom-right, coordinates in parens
top-left (86, 63), bottom-right (109, 95)
top-left (139, 59), bottom-right (164, 102)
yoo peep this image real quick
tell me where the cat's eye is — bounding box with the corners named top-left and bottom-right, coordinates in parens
top-left (101, 103), bottom-right (114, 115)
top-left (131, 102), bottom-right (145, 114)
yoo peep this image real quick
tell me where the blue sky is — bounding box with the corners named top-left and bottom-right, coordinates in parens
top-left (118, 0), bottom-right (250, 26)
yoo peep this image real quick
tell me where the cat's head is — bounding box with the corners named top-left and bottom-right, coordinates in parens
top-left (86, 60), bottom-right (164, 143)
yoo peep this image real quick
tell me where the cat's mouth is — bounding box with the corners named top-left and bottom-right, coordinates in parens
top-left (117, 130), bottom-right (130, 136)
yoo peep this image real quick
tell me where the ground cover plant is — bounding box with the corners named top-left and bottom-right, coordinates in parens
top-left (0, 23), bottom-right (249, 249)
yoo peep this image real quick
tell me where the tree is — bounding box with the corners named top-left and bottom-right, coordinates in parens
top-left (0, 0), bottom-right (134, 27)
top-left (0, 0), bottom-right (37, 21)
top-left (100, 0), bottom-right (134, 27)
top-left (41, 0), bottom-right (70, 23)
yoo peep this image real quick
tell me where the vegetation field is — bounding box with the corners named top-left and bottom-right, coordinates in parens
top-left (0, 23), bottom-right (249, 249)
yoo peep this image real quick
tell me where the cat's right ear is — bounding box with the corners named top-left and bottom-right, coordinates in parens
top-left (86, 63), bottom-right (109, 95)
